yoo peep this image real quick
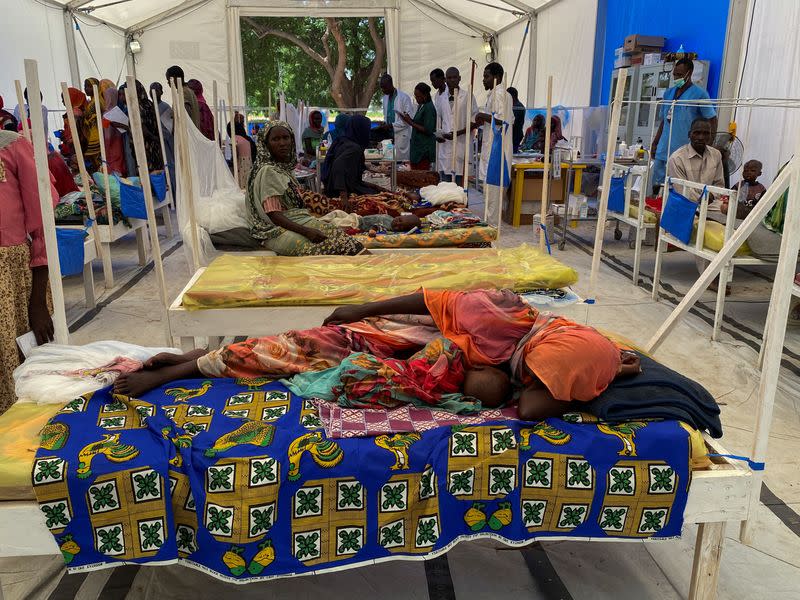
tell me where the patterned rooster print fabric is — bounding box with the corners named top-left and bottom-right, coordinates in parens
top-left (33, 379), bottom-right (691, 583)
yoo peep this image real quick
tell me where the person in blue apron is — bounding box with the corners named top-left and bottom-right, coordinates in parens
top-left (650, 58), bottom-right (717, 194)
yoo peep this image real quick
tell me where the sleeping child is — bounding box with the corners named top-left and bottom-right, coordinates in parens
top-left (115, 289), bottom-right (640, 420)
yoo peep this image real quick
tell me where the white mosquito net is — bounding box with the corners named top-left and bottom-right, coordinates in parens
top-left (175, 107), bottom-right (250, 268)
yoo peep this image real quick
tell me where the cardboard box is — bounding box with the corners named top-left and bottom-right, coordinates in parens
top-left (614, 46), bottom-right (624, 59)
top-left (629, 53), bottom-right (644, 65)
top-left (643, 52), bottom-right (663, 66)
top-left (614, 56), bottom-right (632, 68)
top-left (624, 34), bottom-right (666, 53)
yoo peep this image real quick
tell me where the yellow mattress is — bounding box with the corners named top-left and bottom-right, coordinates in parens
top-left (693, 220), bottom-right (752, 256)
top-left (182, 244), bottom-right (579, 309)
top-left (0, 402), bottom-right (63, 501)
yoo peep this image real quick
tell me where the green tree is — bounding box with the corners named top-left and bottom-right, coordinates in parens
top-left (241, 16), bottom-right (386, 110)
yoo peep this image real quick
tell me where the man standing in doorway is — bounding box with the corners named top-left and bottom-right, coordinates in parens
top-left (651, 58), bottom-right (717, 194)
top-left (430, 68), bottom-right (448, 180)
top-left (475, 62), bottom-right (512, 226)
top-left (380, 74), bottom-right (414, 161)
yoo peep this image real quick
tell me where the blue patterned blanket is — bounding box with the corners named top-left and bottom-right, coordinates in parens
top-left (32, 378), bottom-right (691, 582)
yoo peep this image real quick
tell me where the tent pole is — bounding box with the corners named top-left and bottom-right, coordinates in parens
top-left (92, 83), bottom-right (115, 277)
top-left (451, 82), bottom-right (459, 179)
top-left (212, 81), bottom-right (220, 147)
top-left (14, 81), bottom-right (31, 142)
top-left (150, 89), bottom-right (174, 207)
top-left (463, 60), bottom-right (476, 196)
top-left (60, 82), bottom-right (103, 261)
top-left (62, 10), bottom-right (81, 87)
top-left (25, 60), bottom-right (69, 345)
top-left (125, 78), bottom-right (171, 345)
top-left (539, 75), bottom-right (553, 251)
top-left (484, 77), bottom-right (496, 223)
top-left (587, 67), bottom-right (627, 301)
top-left (228, 82), bottom-right (239, 187)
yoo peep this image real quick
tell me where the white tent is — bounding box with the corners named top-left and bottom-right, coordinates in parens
top-left (2, 0), bottom-right (597, 118)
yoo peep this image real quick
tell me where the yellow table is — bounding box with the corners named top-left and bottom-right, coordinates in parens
top-left (511, 161), bottom-right (589, 227)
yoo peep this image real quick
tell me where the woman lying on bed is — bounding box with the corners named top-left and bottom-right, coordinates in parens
top-left (247, 121), bottom-right (364, 256)
top-left (115, 289), bottom-right (640, 420)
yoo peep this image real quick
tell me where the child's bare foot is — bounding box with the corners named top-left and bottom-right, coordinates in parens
top-left (115, 370), bottom-right (174, 397)
top-left (144, 350), bottom-right (206, 370)
top-left (114, 358), bottom-right (205, 397)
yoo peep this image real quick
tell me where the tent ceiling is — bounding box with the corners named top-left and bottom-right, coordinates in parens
top-left (50, 0), bottom-right (554, 33)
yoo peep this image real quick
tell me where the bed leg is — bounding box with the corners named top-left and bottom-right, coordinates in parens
top-left (162, 205), bottom-right (174, 239)
top-left (711, 264), bottom-right (729, 341)
top-left (632, 224), bottom-right (644, 286)
top-left (136, 227), bottom-right (148, 266)
top-left (688, 522), bottom-right (726, 600)
top-left (652, 235), bottom-right (665, 301)
top-left (100, 241), bottom-right (114, 289)
top-left (83, 259), bottom-right (96, 309)
top-left (74, 567), bottom-right (114, 600)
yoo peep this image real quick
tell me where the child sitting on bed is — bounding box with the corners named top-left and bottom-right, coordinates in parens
top-left (723, 159), bottom-right (767, 219)
top-left (114, 289), bottom-right (639, 420)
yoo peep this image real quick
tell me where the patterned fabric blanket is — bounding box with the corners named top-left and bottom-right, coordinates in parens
top-left (356, 225), bottom-right (497, 249)
top-left (33, 379), bottom-right (690, 583)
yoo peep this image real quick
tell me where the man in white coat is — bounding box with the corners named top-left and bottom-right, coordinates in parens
top-left (429, 68), bottom-right (448, 178)
top-left (380, 74), bottom-right (414, 161)
top-left (475, 62), bottom-right (512, 226)
top-left (441, 66), bottom-right (478, 186)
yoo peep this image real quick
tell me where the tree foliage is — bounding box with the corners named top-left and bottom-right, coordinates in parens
top-left (241, 17), bottom-right (386, 110)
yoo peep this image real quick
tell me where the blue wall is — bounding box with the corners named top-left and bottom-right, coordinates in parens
top-left (592, 0), bottom-right (730, 105)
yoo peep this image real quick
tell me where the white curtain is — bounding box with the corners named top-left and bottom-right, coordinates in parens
top-left (735, 0), bottom-right (800, 185)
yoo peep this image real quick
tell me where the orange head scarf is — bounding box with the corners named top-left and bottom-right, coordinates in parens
top-left (66, 88), bottom-right (87, 112)
top-left (522, 316), bottom-right (622, 402)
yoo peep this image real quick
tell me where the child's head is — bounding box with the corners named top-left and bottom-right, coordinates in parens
top-left (463, 365), bottom-right (511, 408)
top-left (392, 214), bottom-right (422, 232)
top-left (743, 159), bottom-right (762, 182)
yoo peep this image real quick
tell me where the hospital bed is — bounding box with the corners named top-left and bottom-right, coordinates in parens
top-left (652, 178), bottom-right (774, 341)
top-left (167, 246), bottom-right (578, 351)
top-left (0, 392), bottom-right (754, 600)
top-left (604, 163), bottom-right (656, 286)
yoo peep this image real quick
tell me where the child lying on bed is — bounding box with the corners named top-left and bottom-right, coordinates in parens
top-left (114, 289), bottom-right (640, 420)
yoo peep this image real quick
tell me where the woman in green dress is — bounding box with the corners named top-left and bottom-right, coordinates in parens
top-left (399, 82), bottom-right (437, 170)
top-left (247, 121), bottom-right (364, 256)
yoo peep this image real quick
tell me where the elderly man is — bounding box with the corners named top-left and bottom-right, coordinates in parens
top-left (380, 74), bottom-right (414, 161)
top-left (667, 117), bottom-right (727, 288)
top-left (651, 59), bottom-right (718, 194)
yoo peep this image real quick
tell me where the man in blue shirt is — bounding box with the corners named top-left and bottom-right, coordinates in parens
top-left (650, 58), bottom-right (717, 194)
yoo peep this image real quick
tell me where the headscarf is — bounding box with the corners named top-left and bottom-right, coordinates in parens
top-left (308, 110), bottom-right (324, 133)
top-left (116, 84), bottom-right (129, 115)
top-left (99, 79), bottom-right (117, 112)
top-left (85, 78), bottom-right (100, 98)
top-left (66, 88), bottom-right (87, 112)
top-left (186, 79), bottom-right (206, 104)
top-left (132, 80), bottom-right (164, 171)
top-left (247, 121), bottom-right (301, 240)
top-left (330, 113), bottom-right (350, 142)
top-left (343, 114), bottom-right (371, 150)
top-left (186, 79), bottom-right (214, 139)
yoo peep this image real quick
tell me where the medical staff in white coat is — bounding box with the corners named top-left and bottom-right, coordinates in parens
top-left (380, 74), bottom-right (414, 161)
top-left (440, 67), bottom-right (478, 186)
top-left (429, 68), bottom-right (448, 177)
top-left (475, 62), bottom-right (512, 225)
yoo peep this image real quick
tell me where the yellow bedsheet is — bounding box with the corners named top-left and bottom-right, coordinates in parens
top-left (0, 402), bottom-right (62, 500)
top-left (693, 220), bottom-right (752, 256)
top-left (182, 244), bottom-right (579, 309)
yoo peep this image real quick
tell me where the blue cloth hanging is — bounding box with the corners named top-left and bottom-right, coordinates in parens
top-left (486, 116), bottom-right (510, 187)
top-left (661, 180), bottom-right (701, 244)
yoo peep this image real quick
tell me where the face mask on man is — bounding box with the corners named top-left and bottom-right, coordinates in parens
top-left (673, 77), bottom-right (687, 88)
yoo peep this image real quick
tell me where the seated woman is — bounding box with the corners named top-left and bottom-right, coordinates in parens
top-left (115, 288), bottom-right (640, 420)
top-left (520, 114), bottom-right (566, 153)
top-left (247, 121), bottom-right (364, 256)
